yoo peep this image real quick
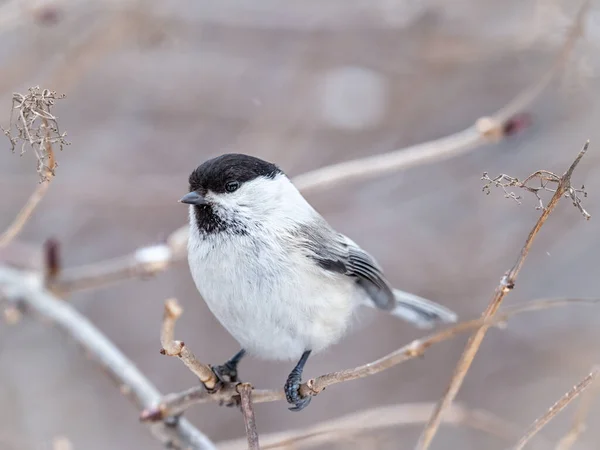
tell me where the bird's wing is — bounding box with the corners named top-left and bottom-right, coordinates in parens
top-left (294, 224), bottom-right (395, 311)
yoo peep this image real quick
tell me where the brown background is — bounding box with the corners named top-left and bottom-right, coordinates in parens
top-left (1, 1), bottom-right (600, 449)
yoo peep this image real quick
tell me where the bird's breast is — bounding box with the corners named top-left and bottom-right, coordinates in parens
top-left (187, 231), bottom-right (355, 360)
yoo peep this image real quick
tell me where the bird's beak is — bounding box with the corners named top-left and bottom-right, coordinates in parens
top-left (179, 191), bottom-right (208, 206)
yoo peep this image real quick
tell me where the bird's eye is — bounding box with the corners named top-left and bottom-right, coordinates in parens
top-left (225, 181), bottom-right (240, 193)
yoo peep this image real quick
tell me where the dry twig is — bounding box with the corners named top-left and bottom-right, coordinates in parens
top-left (555, 374), bottom-right (599, 450)
top-left (217, 402), bottom-right (532, 450)
top-left (46, 0), bottom-right (588, 295)
top-left (292, 0), bottom-right (588, 193)
top-left (160, 298), bottom-right (219, 390)
top-left (2, 86), bottom-right (68, 180)
top-left (481, 170), bottom-right (590, 219)
top-left (0, 87), bottom-right (68, 249)
top-left (0, 266), bottom-right (216, 450)
top-left (415, 142), bottom-right (591, 450)
top-left (0, 181), bottom-right (51, 248)
top-left (139, 297), bottom-right (600, 421)
top-left (238, 383), bottom-right (260, 450)
top-left (53, 226), bottom-right (189, 294)
top-left (512, 367), bottom-right (600, 450)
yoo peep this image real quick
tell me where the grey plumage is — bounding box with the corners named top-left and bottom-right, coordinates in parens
top-left (293, 220), bottom-right (456, 325)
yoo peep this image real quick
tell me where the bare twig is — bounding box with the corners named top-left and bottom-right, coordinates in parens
top-left (47, 0), bottom-right (587, 295)
top-left (555, 375), bottom-right (599, 450)
top-left (217, 402), bottom-right (533, 450)
top-left (415, 142), bottom-right (591, 450)
top-left (481, 170), bottom-right (590, 219)
top-left (160, 298), bottom-right (218, 390)
top-left (140, 298), bottom-right (600, 421)
top-left (0, 266), bottom-right (216, 450)
top-left (53, 226), bottom-right (188, 294)
top-left (3, 87), bottom-right (69, 180)
top-left (238, 383), bottom-right (260, 450)
top-left (0, 181), bottom-right (50, 248)
top-left (0, 88), bottom-right (68, 249)
top-left (292, 0), bottom-right (587, 193)
top-left (512, 367), bottom-right (600, 450)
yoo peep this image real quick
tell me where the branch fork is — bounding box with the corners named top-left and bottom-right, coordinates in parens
top-left (160, 298), bottom-right (220, 391)
top-left (416, 141), bottom-right (592, 450)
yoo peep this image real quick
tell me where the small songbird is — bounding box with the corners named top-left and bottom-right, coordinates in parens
top-left (180, 153), bottom-right (457, 411)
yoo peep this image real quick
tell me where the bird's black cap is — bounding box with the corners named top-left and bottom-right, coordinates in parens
top-left (188, 153), bottom-right (282, 194)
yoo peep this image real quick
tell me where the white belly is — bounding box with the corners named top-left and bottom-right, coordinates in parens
top-left (187, 231), bottom-right (357, 361)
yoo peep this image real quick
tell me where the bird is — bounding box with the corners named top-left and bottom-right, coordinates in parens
top-left (180, 153), bottom-right (457, 411)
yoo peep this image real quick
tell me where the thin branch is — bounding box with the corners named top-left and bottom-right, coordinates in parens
top-left (0, 180), bottom-right (50, 248)
top-left (3, 88), bottom-right (69, 180)
top-left (554, 375), bottom-right (599, 450)
top-left (139, 298), bottom-right (600, 421)
top-left (217, 402), bottom-right (531, 450)
top-left (481, 169), bottom-right (590, 219)
top-left (53, 226), bottom-right (188, 294)
top-left (1, 91), bottom-right (66, 249)
top-left (291, 0), bottom-right (588, 193)
top-left (512, 367), bottom-right (600, 450)
top-left (160, 298), bottom-right (218, 390)
top-left (238, 383), bottom-right (260, 450)
top-left (0, 266), bottom-right (216, 450)
top-left (47, 0), bottom-right (587, 294)
top-left (415, 141), bottom-right (591, 450)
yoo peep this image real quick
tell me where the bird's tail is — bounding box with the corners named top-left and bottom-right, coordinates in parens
top-left (386, 289), bottom-right (457, 329)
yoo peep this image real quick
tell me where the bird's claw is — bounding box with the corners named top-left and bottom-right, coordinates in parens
top-left (206, 352), bottom-right (245, 407)
top-left (212, 361), bottom-right (240, 384)
top-left (284, 375), bottom-right (311, 412)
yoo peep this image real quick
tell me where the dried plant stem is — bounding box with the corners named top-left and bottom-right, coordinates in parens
top-left (55, 226), bottom-right (188, 294)
top-left (415, 141), bottom-right (590, 450)
top-left (554, 376), bottom-right (599, 450)
top-left (0, 181), bottom-right (50, 248)
top-left (217, 402), bottom-right (530, 450)
top-left (494, 0), bottom-right (589, 122)
top-left (139, 298), bottom-right (600, 422)
top-left (1, 114), bottom-right (59, 249)
top-left (0, 267), bottom-right (216, 450)
top-left (238, 383), bottom-right (260, 450)
top-left (292, 0), bottom-right (588, 193)
top-left (160, 298), bottom-right (218, 390)
top-left (512, 367), bottom-right (600, 450)
top-left (0, 180), bottom-right (50, 248)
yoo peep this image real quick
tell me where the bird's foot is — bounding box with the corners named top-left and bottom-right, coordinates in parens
top-left (206, 349), bottom-right (246, 407)
top-left (212, 360), bottom-right (241, 385)
top-left (211, 348), bottom-right (246, 385)
top-left (284, 350), bottom-right (313, 412)
top-left (284, 373), bottom-right (312, 411)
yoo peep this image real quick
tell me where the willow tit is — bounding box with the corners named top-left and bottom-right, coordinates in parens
top-left (180, 153), bottom-right (457, 411)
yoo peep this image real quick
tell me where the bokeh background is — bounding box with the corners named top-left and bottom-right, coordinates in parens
top-left (1, 0), bottom-right (600, 449)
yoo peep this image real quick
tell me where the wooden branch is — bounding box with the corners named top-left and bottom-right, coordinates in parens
top-left (292, 0), bottom-right (587, 193)
top-left (139, 298), bottom-right (600, 421)
top-left (159, 298), bottom-right (219, 390)
top-left (47, 0), bottom-right (587, 295)
top-left (555, 373), bottom-right (599, 450)
top-left (54, 225), bottom-right (188, 293)
top-left (217, 402), bottom-right (529, 450)
top-left (513, 367), bottom-right (600, 450)
top-left (1, 96), bottom-right (64, 249)
top-left (415, 140), bottom-right (591, 450)
top-left (0, 180), bottom-right (50, 248)
top-left (0, 266), bottom-right (216, 450)
top-left (238, 383), bottom-right (260, 450)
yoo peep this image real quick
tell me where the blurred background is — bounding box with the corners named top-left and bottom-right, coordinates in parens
top-left (1, 0), bottom-right (600, 449)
